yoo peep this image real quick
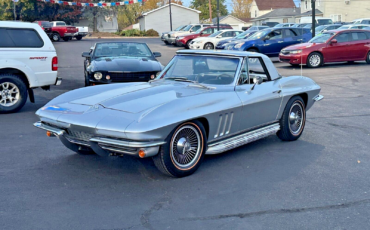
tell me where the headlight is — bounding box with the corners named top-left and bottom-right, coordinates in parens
top-left (234, 43), bottom-right (244, 49)
top-left (94, 72), bottom-right (103, 80)
top-left (290, 50), bottom-right (302, 54)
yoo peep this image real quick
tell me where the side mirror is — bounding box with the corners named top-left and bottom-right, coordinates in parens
top-left (331, 39), bottom-right (337, 44)
top-left (200, 32), bottom-right (204, 35)
top-left (82, 52), bottom-right (91, 58)
top-left (153, 52), bottom-right (161, 57)
top-left (251, 76), bottom-right (263, 90)
top-left (262, 37), bottom-right (269, 41)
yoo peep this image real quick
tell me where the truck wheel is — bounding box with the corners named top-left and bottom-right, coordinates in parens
top-left (51, 33), bottom-right (60, 42)
top-left (76, 36), bottom-right (83, 40)
top-left (0, 74), bottom-right (28, 114)
top-left (62, 37), bottom-right (70, 42)
top-left (153, 120), bottom-right (207, 177)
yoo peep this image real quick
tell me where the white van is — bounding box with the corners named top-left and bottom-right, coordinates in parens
top-left (300, 17), bottom-right (333, 25)
top-left (353, 18), bottom-right (370, 25)
top-left (0, 21), bottom-right (61, 113)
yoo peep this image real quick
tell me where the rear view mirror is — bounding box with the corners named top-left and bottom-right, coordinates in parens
top-left (331, 39), bottom-right (337, 44)
top-left (82, 52), bottom-right (90, 58)
top-left (153, 52), bottom-right (161, 57)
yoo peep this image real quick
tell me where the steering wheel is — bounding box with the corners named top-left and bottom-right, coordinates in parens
top-left (216, 73), bottom-right (232, 79)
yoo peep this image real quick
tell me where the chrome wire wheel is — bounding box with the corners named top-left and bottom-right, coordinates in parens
top-left (0, 82), bottom-right (20, 107)
top-left (170, 125), bottom-right (202, 169)
top-left (288, 102), bottom-right (304, 135)
top-left (309, 54), bottom-right (321, 67)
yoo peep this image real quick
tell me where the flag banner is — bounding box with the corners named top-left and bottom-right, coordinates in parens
top-left (37, 0), bottom-right (144, 7)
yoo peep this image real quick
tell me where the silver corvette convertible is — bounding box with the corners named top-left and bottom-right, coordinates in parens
top-left (34, 50), bottom-right (323, 177)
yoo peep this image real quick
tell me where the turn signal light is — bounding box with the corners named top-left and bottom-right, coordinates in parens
top-left (138, 149), bottom-right (146, 158)
top-left (46, 131), bottom-right (52, 137)
top-left (106, 75), bottom-right (111, 80)
top-left (150, 75), bottom-right (155, 80)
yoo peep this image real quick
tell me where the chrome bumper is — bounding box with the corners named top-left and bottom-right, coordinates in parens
top-left (313, 94), bottom-right (324, 101)
top-left (33, 121), bottom-right (164, 158)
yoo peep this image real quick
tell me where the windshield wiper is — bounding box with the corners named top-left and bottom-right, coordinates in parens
top-left (165, 77), bottom-right (196, 83)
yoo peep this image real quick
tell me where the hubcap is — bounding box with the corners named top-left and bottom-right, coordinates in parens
top-left (205, 44), bottom-right (213, 49)
top-left (289, 102), bottom-right (304, 135)
top-left (309, 54), bottom-right (321, 67)
top-left (53, 35), bottom-right (58, 40)
top-left (171, 125), bottom-right (201, 168)
top-left (0, 82), bottom-right (20, 107)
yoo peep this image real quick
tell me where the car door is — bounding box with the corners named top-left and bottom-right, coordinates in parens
top-left (350, 32), bottom-right (370, 59)
top-left (260, 29), bottom-right (284, 56)
top-left (283, 28), bottom-right (300, 47)
top-left (235, 57), bottom-right (282, 131)
top-left (323, 32), bottom-right (352, 62)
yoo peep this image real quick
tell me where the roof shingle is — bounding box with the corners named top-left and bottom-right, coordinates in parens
top-left (255, 0), bottom-right (295, 11)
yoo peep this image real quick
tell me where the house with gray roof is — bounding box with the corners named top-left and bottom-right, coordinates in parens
top-left (251, 7), bottom-right (301, 26)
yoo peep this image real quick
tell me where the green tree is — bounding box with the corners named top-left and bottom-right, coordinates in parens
top-left (190, 0), bottom-right (228, 21)
top-left (117, 4), bottom-right (143, 31)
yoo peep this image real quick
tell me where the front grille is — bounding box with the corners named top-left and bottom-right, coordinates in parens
top-left (108, 72), bottom-right (154, 82)
top-left (280, 58), bottom-right (290, 62)
top-left (66, 129), bottom-right (93, 142)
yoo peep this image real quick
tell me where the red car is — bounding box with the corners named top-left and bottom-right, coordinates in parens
top-left (175, 25), bottom-right (232, 48)
top-left (279, 29), bottom-right (370, 68)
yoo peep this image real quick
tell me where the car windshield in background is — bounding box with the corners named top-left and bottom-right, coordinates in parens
top-left (94, 43), bottom-right (152, 58)
top-left (182, 25), bottom-right (193, 31)
top-left (209, 31), bottom-right (223, 37)
top-left (194, 28), bottom-right (203, 33)
top-left (236, 31), bottom-right (250, 38)
top-left (338, 26), bottom-right (349, 30)
top-left (318, 19), bottom-right (333, 25)
top-left (41, 22), bottom-right (51, 27)
top-left (315, 25), bottom-right (326, 31)
top-left (56, 22), bottom-right (66, 26)
top-left (247, 29), bottom-right (272, 40)
top-left (309, 33), bottom-right (335, 43)
top-left (175, 25), bottom-right (184, 31)
top-left (159, 55), bottom-right (240, 85)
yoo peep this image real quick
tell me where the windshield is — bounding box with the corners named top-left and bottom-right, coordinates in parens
top-left (315, 25), bottom-right (326, 32)
top-left (41, 22), bottom-right (51, 27)
top-left (309, 33), bottom-right (335, 43)
top-left (247, 29), bottom-right (272, 40)
top-left (175, 25), bottom-right (184, 31)
top-left (235, 31), bottom-right (250, 38)
top-left (274, 24), bottom-right (284, 28)
top-left (182, 25), bottom-right (193, 31)
top-left (158, 55), bottom-right (240, 85)
top-left (338, 25), bottom-right (350, 30)
top-left (209, 31), bottom-right (223, 37)
top-left (194, 28), bottom-right (203, 33)
top-left (318, 19), bottom-right (333, 25)
top-left (94, 43), bottom-right (153, 58)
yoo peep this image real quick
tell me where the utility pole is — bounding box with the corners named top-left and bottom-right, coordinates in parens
top-left (311, 0), bottom-right (315, 38)
top-left (217, 0), bottom-right (219, 30)
top-left (208, 0), bottom-right (212, 23)
top-left (13, 0), bottom-right (16, 21)
top-left (169, 0), bottom-right (173, 31)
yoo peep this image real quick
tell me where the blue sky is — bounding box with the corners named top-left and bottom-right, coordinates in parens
top-left (181, 0), bottom-right (301, 14)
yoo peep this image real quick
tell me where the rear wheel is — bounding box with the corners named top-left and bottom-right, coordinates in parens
top-left (366, 51), bottom-right (370, 64)
top-left (247, 48), bottom-right (258, 53)
top-left (51, 33), bottom-right (60, 42)
top-left (153, 120), bottom-right (207, 177)
top-left (307, 52), bottom-right (322, 68)
top-left (204, 43), bottom-right (214, 50)
top-left (76, 36), bottom-right (83, 40)
top-left (0, 74), bottom-right (28, 114)
top-left (277, 96), bottom-right (306, 141)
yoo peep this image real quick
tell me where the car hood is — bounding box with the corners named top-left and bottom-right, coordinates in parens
top-left (69, 81), bottom-right (210, 114)
top-left (217, 38), bottom-right (238, 45)
top-left (90, 57), bottom-right (162, 72)
top-left (283, 42), bottom-right (320, 50)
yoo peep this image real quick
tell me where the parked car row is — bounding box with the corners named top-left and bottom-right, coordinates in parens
top-left (33, 21), bottom-right (89, 42)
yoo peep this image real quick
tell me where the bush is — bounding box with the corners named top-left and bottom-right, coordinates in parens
top-left (145, 29), bottom-right (159, 36)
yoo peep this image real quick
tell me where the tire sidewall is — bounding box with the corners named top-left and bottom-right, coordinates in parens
top-left (52, 33), bottom-right (60, 42)
top-left (281, 96), bottom-right (306, 140)
top-left (0, 75), bottom-right (28, 113)
top-left (204, 43), bottom-right (214, 50)
top-left (307, 52), bottom-right (322, 68)
top-left (366, 51), bottom-right (370, 64)
top-left (159, 120), bottom-right (207, 177)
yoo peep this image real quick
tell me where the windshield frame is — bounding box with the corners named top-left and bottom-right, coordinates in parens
top-left (92, 42), bottom-right (154, 59)
top-left (155, 54), bottom-right (243, 86)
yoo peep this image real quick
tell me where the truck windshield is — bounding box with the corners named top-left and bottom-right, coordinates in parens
top-left (158, 55), bottom-right (240, 85)
top-left (94, 43), bottom-right (153, 58)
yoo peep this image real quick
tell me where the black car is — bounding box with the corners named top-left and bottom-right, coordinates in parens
top-left (82, 42), bottom-right (163, 86)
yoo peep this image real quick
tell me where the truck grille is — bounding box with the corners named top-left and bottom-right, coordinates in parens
top-left (108, 72), bottom-right (154, 82)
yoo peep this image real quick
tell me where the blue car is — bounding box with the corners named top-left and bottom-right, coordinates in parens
top-left (231, 28), bottom-right (312, 57)
top-left (215, 31), bottom-right (256, 49)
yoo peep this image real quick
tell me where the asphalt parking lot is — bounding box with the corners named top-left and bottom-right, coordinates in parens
top-left (1, 38), bottom-right (370, 230)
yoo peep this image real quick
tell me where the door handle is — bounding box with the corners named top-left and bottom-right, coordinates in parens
top-left (273, 90), bottom-right (281, 94)
top-left (278, 41), bottom-right (284, 43)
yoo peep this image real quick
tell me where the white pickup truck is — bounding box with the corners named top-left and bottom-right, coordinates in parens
top-left (0, 21), bottom-right (61, 113)
top-left (50, 21), bottom-right (89, 40)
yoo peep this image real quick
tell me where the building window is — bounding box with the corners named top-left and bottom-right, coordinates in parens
top-left (331, 14), bottom-right (342, 22)
top-left (317, 0), bottom-right (320, 6)
top-left (305, 0), bottom-right (308, 10)
top-left (255, 10), bottom-right (257, 17)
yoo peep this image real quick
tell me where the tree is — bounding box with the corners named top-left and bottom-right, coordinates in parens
top-left (190, 0), bottom-right (228, 21)
top-left (143, 0), bottom-right (182, 12)
top-left (231, 0), bottom-right (252, 19)
top-left (117, 4), bottom-right (143, 30)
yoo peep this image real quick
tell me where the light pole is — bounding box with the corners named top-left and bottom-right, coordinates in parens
top-left (311, 0), bottom-right (315, 38)
top-left (169, 0), bottom-right (173, 31)
top-left (217, 0), bottom-right (219, 31)
top-left (13, 0), bottom-right (17, 21)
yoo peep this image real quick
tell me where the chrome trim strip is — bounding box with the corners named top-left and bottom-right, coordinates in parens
top-left (313, 94), bottom-right (324, 101)
top-left (226, 112), bottom-right (234, 135)
top-left (89, 137), bottom-right (166, 148)
top-left (206, 123), bottom-right (280, 155)
top-left (33, 121), bottom-right (65, 136)
top-left (99, 146), bottom-right (137, 156)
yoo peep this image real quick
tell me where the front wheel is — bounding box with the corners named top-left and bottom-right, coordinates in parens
top-left (277, 96), bottom-right (306, 141)
top-left (76, 36), bottom-right (83, 40)
top-left (203, 43), bottom-right (214, 50)
top-left (186, 40), bottom-right (192, 49)
top-left (51, 33), bottom-right (60, 42)
top-left (153, 120), bottom-right (207, 177)
top-left (366, 51), bottom-right (370, 64)
top-left (0, 74), bottom-right (28, 114)
top-left (307, 52), bottom-right (322, 68)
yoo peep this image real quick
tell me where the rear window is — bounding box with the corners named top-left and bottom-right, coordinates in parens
top-left (0, 28), bottom-right (44, 48)
top-left (41, 22), bottom-right (51, 27)
top-left (56, 22), bottom-right (66, 26)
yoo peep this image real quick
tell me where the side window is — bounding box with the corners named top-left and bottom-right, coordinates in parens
top-left (335, 33), bottom-right (350, 43)
top-left (267, 30), bottom-right (282, 40)
top-left (239, 57), bottom-right (269, 84)
top-left (352, 32), bottom-right (367, 41)
top-left (284, 29), bottom-right (298, 37)
top-left (239, 58), bottom-right (248, 84)
top-left (202, 28), bottom-right (213, 34)
top-left (222, 31), bottom-right (233, 37)
top-left (292, 28), bottom-right (302, 36)
top-left (0, 28), bottom-right (44, 48)
top-left (192, 25), bottom-right (201, 31)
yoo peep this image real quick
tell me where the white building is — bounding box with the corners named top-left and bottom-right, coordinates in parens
top-left (212, 15), bottom-right (252, 30)
top-left (138, 3), bottom-right (201, 34)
